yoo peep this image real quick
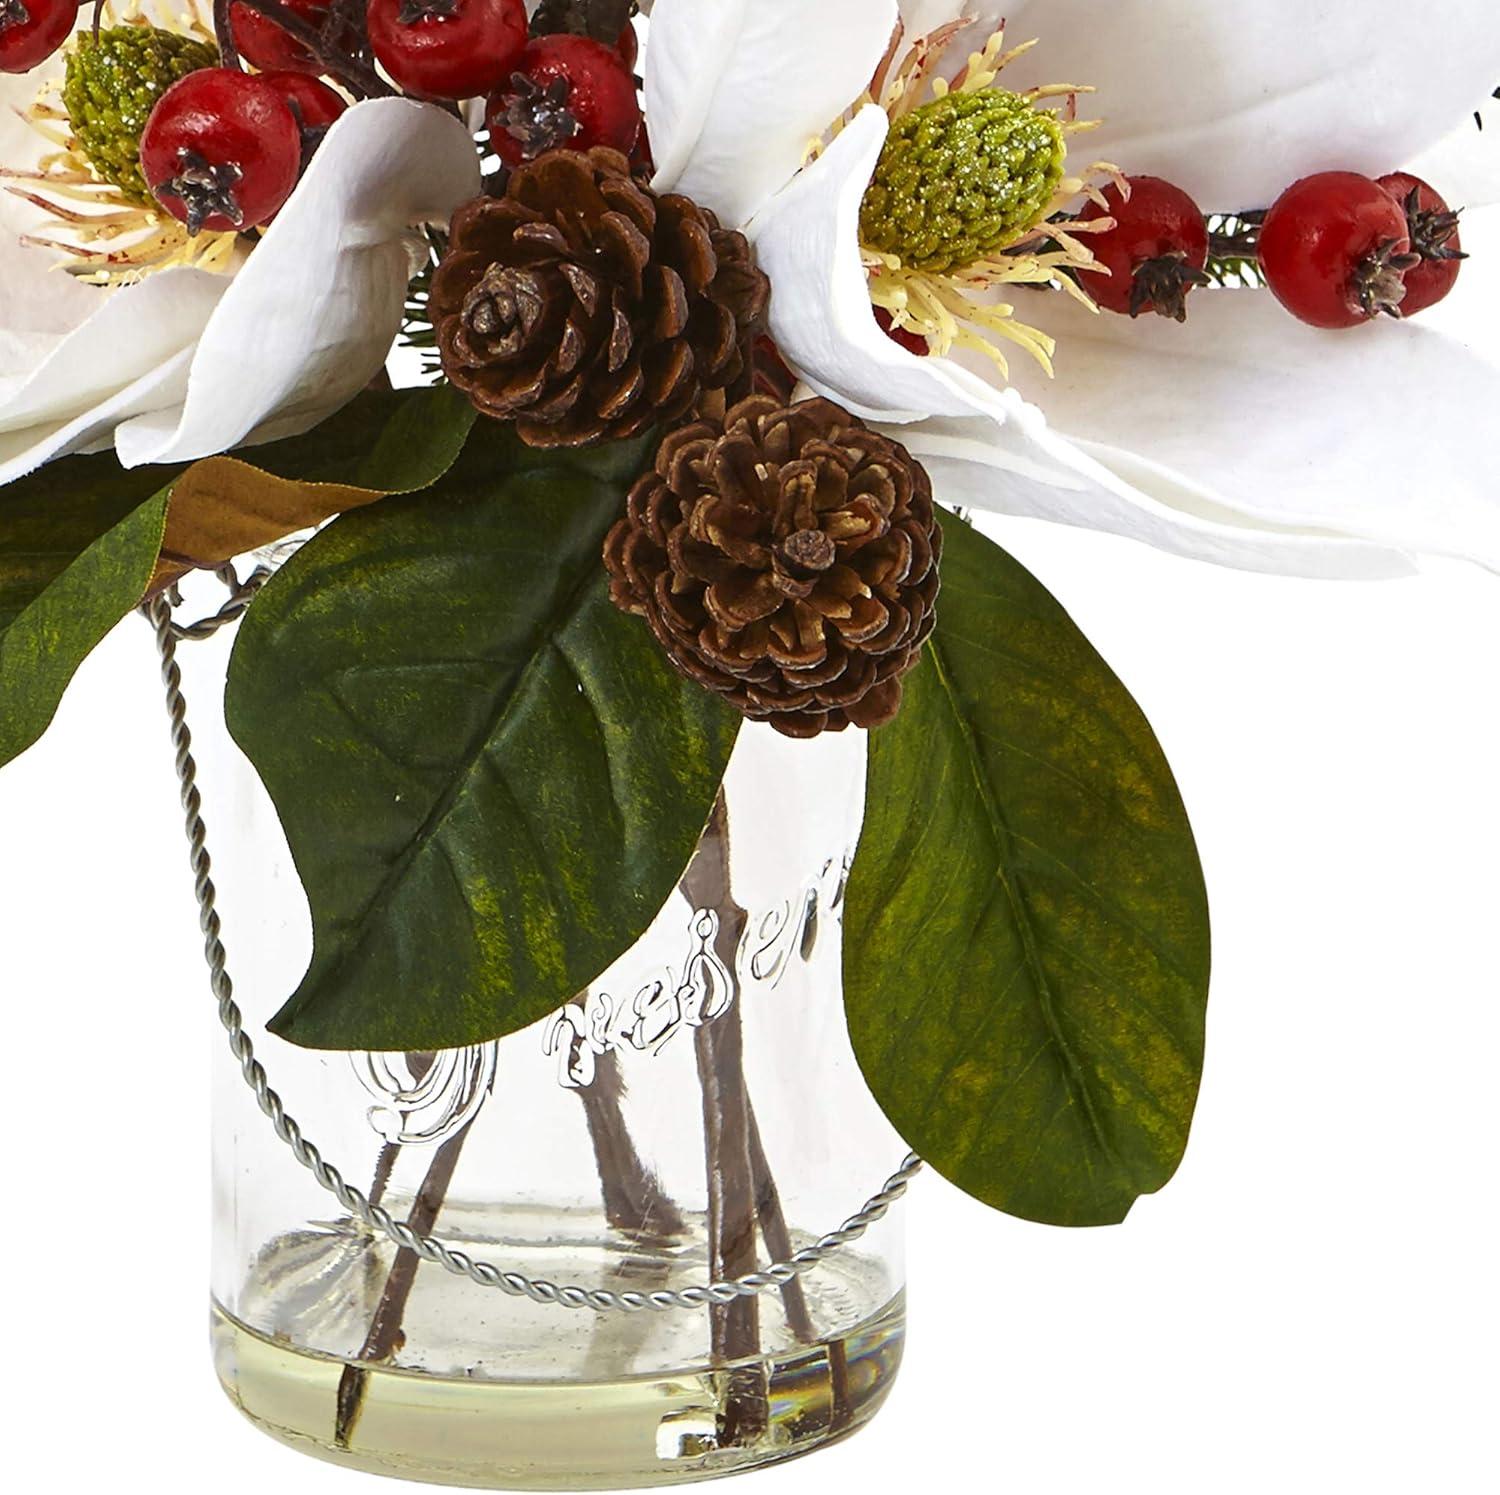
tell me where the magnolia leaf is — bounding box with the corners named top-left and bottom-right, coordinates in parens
top-left (151, 384), bottom-right (475, 590)
top-left (0, 386), bottom-right (474, 771)
top-left (845, 519), bottom-right (1211, 1228)
top-left (225, 426), bottom-right (741, 1052)
top-left (0, 459), bottom-right (170, 769)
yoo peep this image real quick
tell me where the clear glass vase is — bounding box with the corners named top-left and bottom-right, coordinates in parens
top-left (179, 618), bottom-right (908, 1491)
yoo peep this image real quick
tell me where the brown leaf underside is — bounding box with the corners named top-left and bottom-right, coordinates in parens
top-left (148, 457), bottom-right (390, 594)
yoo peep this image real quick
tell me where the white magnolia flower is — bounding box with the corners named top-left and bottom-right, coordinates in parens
top-left (646, 0), bottom-right (1500, 578)
top-left (0, 39), bottom-right (479, 487)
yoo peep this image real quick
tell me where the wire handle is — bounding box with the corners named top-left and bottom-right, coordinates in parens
top-left (145, 575), bottom-right (920, 1314)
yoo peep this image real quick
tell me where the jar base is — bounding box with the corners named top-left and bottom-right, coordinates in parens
top-left (211, 1293), bottom-right (905, 1489)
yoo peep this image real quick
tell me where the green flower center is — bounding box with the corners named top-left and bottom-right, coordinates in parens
top-left (859, 89), bottom-right (1067, 274)
top-left (63, 26), bottom-right (218, 205)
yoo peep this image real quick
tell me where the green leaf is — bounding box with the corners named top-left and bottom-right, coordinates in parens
top-left (845, 519), bottom-right (1211, 1227)
top-left (214, 384), bottom-right (477, 493)
top-left (152, 384), bottom-right (476, 588)
top-left (0, 458), bottom-right (172, 768)
top-left (0, 386), bottom-right (474, 771)
top-left (225, 426), bottom-right (741, 1052)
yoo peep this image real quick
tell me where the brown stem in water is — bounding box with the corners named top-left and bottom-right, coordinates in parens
top-left (366, 1140), bottom-right (401, 1210)
top-left (334, 1065), bottom-right (469, 1450)
top-left (745, 1099), bottom-right (814, 1343)
top-left (694, 1008), bottom-right (766, 1445)
top-left (685, 794), bottom-right (767, 1444)
top-left (684, 797), bottom-right (815, 1342)
top-left (363, 1052), bottom-right (436, 1216)
top-left (827, 1340), bottom-right (856, 1434)
top-left (580, 1048), bottom-right (686, 1238)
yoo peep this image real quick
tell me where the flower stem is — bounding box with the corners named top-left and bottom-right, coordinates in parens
top-left (333, 1119), bottom-right (470, 1449)
top-left (694, 1007), bottom-right (768, 1445)
top-left (684, 793), bottom-right (769, 1444)
top-left (579, 1049), bottom-right (686, 1239)
top-left (745, 1098), bottom-right (815, 1343)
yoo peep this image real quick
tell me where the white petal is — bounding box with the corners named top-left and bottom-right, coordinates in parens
top-left (890, 406), bottom-right (1416, 580)
top-left (994, 0), bottom-right (1500, 209)
top-left (973, 278), bottom-right (1500, 574)
top-left (1406, 117), bottom-right (1500, 211)
top-left (750, 105), bottom-right (1011, 424)
top-left (647, 0), bottom-right (897, 227)
top-left (0, 237), bottom-right (121, 406)
top-left (0, 347), bottom-right (197, 487)
top-left (1, 65), bottom-right (60, 238)
top-left (895, 1), bottom-right (1000, 63)
top-left (894, 0), bottom-right (947, 33)
top-left (0, 58), bottom-right (105, 348)
top-left (0, 260), bottom-right (226, 485)
top-left (115, 98), bottom-right (479, 468)
top-left (0, 56), bottom-right (232, 485)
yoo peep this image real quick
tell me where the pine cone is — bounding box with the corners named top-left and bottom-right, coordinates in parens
top-left (430, 149), bottom-right (769, 448)
top-left (604, 397), bottom-right (941, 738)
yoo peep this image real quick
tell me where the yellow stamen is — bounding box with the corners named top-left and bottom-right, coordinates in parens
top-left (846, 21), bottom-right (1119, 381)
top-left (7, 0), bottom-right (238, 285)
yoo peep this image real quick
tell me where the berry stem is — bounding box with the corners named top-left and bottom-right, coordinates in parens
top-left (212, 0), bottom-right (241, 69)
top-left (1203, 210), bottom-right (1267, 289)
top-left (1206, 209), bottom-right (1265, 262)
top-left (232, 0), bottom-right (395, 99)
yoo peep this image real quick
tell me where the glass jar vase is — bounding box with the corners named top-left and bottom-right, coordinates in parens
top-left (176, 613), bottom-right (908, 1491)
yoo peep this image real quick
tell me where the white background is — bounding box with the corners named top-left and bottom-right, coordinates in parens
top-left (3, 254), bottom-right (1497, 1495)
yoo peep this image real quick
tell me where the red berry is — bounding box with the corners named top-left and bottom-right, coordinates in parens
top-left (752, 334), bottom-right (797, 402)
top-left (229, 0), bottom-right (333, 74)
top-left (0, 0), bottom-right (77, 75)
top-left (262, 69), bottom-right (348, 133)
top-left (874, 307), bottom-right (929, 356)
top-left (255, 73), bottom-right (346, 223)
top-left (486, 34), bottom-right (641, 167)
top-left (615, 20), bottom-right (637, 73)
top-left (1077, 176), bottom-right (1210, 321)
top-left (141, 69), bottom-right (302, 235)
top-left (1259, 172), bottom-right (1419, 329)
top-left (367, 0), bottom-right (527, 102)
top-left (1375, 172), bottom-right (1465, 317)
top-left (528, 10), bottom-right (638, 70)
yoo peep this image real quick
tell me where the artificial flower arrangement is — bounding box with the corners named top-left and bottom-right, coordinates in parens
top-left (2, 0), bottom-right (1496, 1485)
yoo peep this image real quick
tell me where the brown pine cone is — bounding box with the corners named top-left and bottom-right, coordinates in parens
top-left (604, 396), bottom-right (942, 738)
top-left (429, 148), bottom-right (769, 448)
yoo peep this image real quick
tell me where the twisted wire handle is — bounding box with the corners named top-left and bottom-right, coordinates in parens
top-left (144, 578), bottom-right (921, 1314)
